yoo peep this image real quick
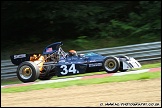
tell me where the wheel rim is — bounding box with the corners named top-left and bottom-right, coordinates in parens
top-left (104, 59), bottom-right (117, 71)
top-left (19, 65), bottom-right (32, 79)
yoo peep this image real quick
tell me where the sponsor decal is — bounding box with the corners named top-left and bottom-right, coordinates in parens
top-left (89, 63), bottom-right (102, 67)
top-left (14, 54), bottom-right (26, 59)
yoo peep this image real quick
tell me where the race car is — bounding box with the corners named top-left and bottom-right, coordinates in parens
top-left (10, 42), bottom-right (142, 83)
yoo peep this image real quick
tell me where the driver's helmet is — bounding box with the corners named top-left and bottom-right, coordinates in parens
top-left (68, 50), bottom-right (77, 56)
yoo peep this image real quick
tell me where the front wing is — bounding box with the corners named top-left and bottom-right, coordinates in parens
top-left (122, 57), bottom-right (141, 70)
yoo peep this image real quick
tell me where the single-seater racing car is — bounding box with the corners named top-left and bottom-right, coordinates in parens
top-left (10, 42), bottom-right (142, 83)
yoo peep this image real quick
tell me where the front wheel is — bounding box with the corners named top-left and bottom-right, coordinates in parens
top-left (103, 56), bottom-right (120, 73)
top-left (17, 61), bottom-right (40, 83)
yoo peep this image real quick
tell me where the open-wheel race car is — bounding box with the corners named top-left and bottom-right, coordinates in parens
top-left (10, 42), bottom-right (142, 83)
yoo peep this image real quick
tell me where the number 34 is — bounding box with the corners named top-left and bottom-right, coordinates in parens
top-left (60, 64), bottom-right (79, 75)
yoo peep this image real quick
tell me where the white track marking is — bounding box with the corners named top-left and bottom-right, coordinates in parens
top-left (113, 69), bottom-right (150, 76)
top-left (33, 77), bottom-right (83, 85)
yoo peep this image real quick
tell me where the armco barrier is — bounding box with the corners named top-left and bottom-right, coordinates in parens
top-left (1, 41), bottom-right (161, 79)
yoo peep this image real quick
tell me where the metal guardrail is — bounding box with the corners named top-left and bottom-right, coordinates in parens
top-left (1, 41), bottom-right (161, 79)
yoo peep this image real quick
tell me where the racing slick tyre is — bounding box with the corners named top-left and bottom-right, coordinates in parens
top-left (103, 56), bottom-right (120, 73)
top-left (117, 56), bottom-right (129, 72)
top-left (17, 61), bottom-right (40, 83)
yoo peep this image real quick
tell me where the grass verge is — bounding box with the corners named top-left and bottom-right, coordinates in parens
top-left (1, 71), bottom-right (161, 93)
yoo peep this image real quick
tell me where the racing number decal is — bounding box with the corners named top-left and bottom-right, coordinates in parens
top-left (60, 64), bottom-right (79, 75)
top-left (60, 65), bottom-right (68, 75)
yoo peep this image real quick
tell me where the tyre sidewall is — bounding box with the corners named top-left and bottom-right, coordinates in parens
top-left (17, 61), bottom-right (40, 83)
top-left (103, 56), bottom-right (120, 73)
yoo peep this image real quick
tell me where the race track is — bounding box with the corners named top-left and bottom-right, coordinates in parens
top-left (1, 68), bottom-right (161, 107)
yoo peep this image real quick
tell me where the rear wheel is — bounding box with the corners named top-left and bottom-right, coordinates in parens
top-left (17, 61), bottom-right (40, 83)
top-left (103, 56), bottom-right (120, 73)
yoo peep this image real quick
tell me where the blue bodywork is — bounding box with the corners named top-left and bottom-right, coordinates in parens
top-left (55, 53), bottom-right (106, 76)
top-left (10, 42), bottom-right (107, 77)
top-left (41, 42), bottom-right (107, 76)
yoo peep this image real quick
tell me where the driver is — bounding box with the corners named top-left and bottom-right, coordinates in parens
top-left (68, 50), bottom-right (77, 56)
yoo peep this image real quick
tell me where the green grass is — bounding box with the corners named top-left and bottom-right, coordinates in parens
top-left (1, 62), bottom-right (161, 86)
top-left (1, 71), bottom-right (161, 93)
top-left (139, 62), bottom-right (161, 69)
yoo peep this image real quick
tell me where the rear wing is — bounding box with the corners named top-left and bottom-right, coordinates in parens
top-left (10, 54), bottom-right (30, 65)
top-left (10, 53), bottom-right (40, 65)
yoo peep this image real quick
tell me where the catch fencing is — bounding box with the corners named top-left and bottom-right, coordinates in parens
top-left (1, 41), bottom-right (161, 79)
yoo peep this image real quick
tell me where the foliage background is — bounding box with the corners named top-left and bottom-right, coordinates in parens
top-left (1, 1), bottom-right (161, 59)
